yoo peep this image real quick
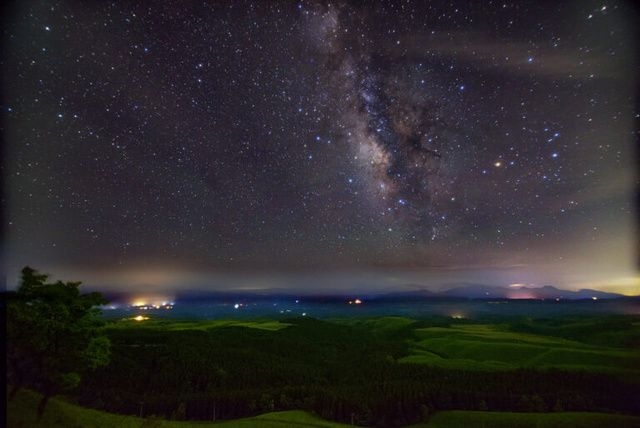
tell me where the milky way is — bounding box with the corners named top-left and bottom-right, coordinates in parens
top-left (3, 1), bottom-right (638, 292)
top-left (311, 4), bottom-right (461, 238)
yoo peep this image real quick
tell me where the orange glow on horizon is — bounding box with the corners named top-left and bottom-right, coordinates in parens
top-left (131, 296), bottom-right (174, 307)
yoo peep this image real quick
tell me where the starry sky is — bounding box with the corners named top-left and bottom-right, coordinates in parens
top-left (3, 1), bottom-right (639, 294)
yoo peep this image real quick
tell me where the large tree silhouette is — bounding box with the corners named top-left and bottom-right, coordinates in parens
top-left (7, 266), bottom-right (111, 418)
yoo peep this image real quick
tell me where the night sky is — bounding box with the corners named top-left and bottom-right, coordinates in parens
top-left (3, 1), bottom-right (639, 294)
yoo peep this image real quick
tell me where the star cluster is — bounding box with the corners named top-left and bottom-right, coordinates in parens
top-left (3, 1), bottom-right (638, 291)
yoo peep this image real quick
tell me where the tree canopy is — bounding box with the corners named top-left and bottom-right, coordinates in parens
top-left (7, 266), bottom-right (111, 418)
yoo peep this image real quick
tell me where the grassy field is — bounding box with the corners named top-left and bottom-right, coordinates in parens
top-left (412, 410), bottom-right (640, 428)
top-left (9, 390), bottom-right (640, 428)
top-left (335, 316), bottom-right (418, 332)
top-left (106, 318), bottom-right (290, 331)
top-left (7, 389), bottom-right (351, 428)
top-left (397, 322), bottom-right (640, 376)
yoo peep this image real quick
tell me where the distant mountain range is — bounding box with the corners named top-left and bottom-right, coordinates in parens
top-left (155, 284), bottom-right (632, 304)
top-left (99, 283), bottom-right (635, 305)
top-left (376, 284), bottom-right (627, 301)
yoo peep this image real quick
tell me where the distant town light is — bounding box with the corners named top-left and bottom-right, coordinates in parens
top-left (131, 299), bottom-right (174, 310)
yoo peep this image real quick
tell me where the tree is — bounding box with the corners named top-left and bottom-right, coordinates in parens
top-left (6, 266), bottom-right (111, 418)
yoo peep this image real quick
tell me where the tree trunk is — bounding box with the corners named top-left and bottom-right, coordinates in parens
top-left (37, 394), bottom-right (51, 420)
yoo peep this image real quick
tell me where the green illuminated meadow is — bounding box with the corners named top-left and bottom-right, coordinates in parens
top-left (398, 323), bottom-right (640, 376)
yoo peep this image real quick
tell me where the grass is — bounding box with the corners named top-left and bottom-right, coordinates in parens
top-left (400, 324), bottom-right (640, 375)
top-left (409, 410), bottom-right (640, 428)
top-left (9, 390), bottom-right (640, 428)
top-left (215, 411), bottom-right (353, 427)
top-left (8, 389), bottom-right (148, 428)
top-left (333, 316), bottom-right (417, 331)
top-left (7, 389), bottom-right (351, 428)
top-left (106, 318), bottom-right (290, 331)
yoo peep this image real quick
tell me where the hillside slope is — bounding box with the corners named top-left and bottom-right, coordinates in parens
top-left (8, 389), bottom-right (640, 428)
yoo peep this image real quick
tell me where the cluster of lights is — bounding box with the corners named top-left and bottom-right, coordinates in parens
top-left (131, 301), bottom-right (174, 310)
top-left (133, 315), bottom-right (149, 322)
top-left (347, 298), bottom-right (363, 305)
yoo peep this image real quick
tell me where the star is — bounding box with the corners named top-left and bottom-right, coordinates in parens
top-left (1, 0), bottom-right (634, 292)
